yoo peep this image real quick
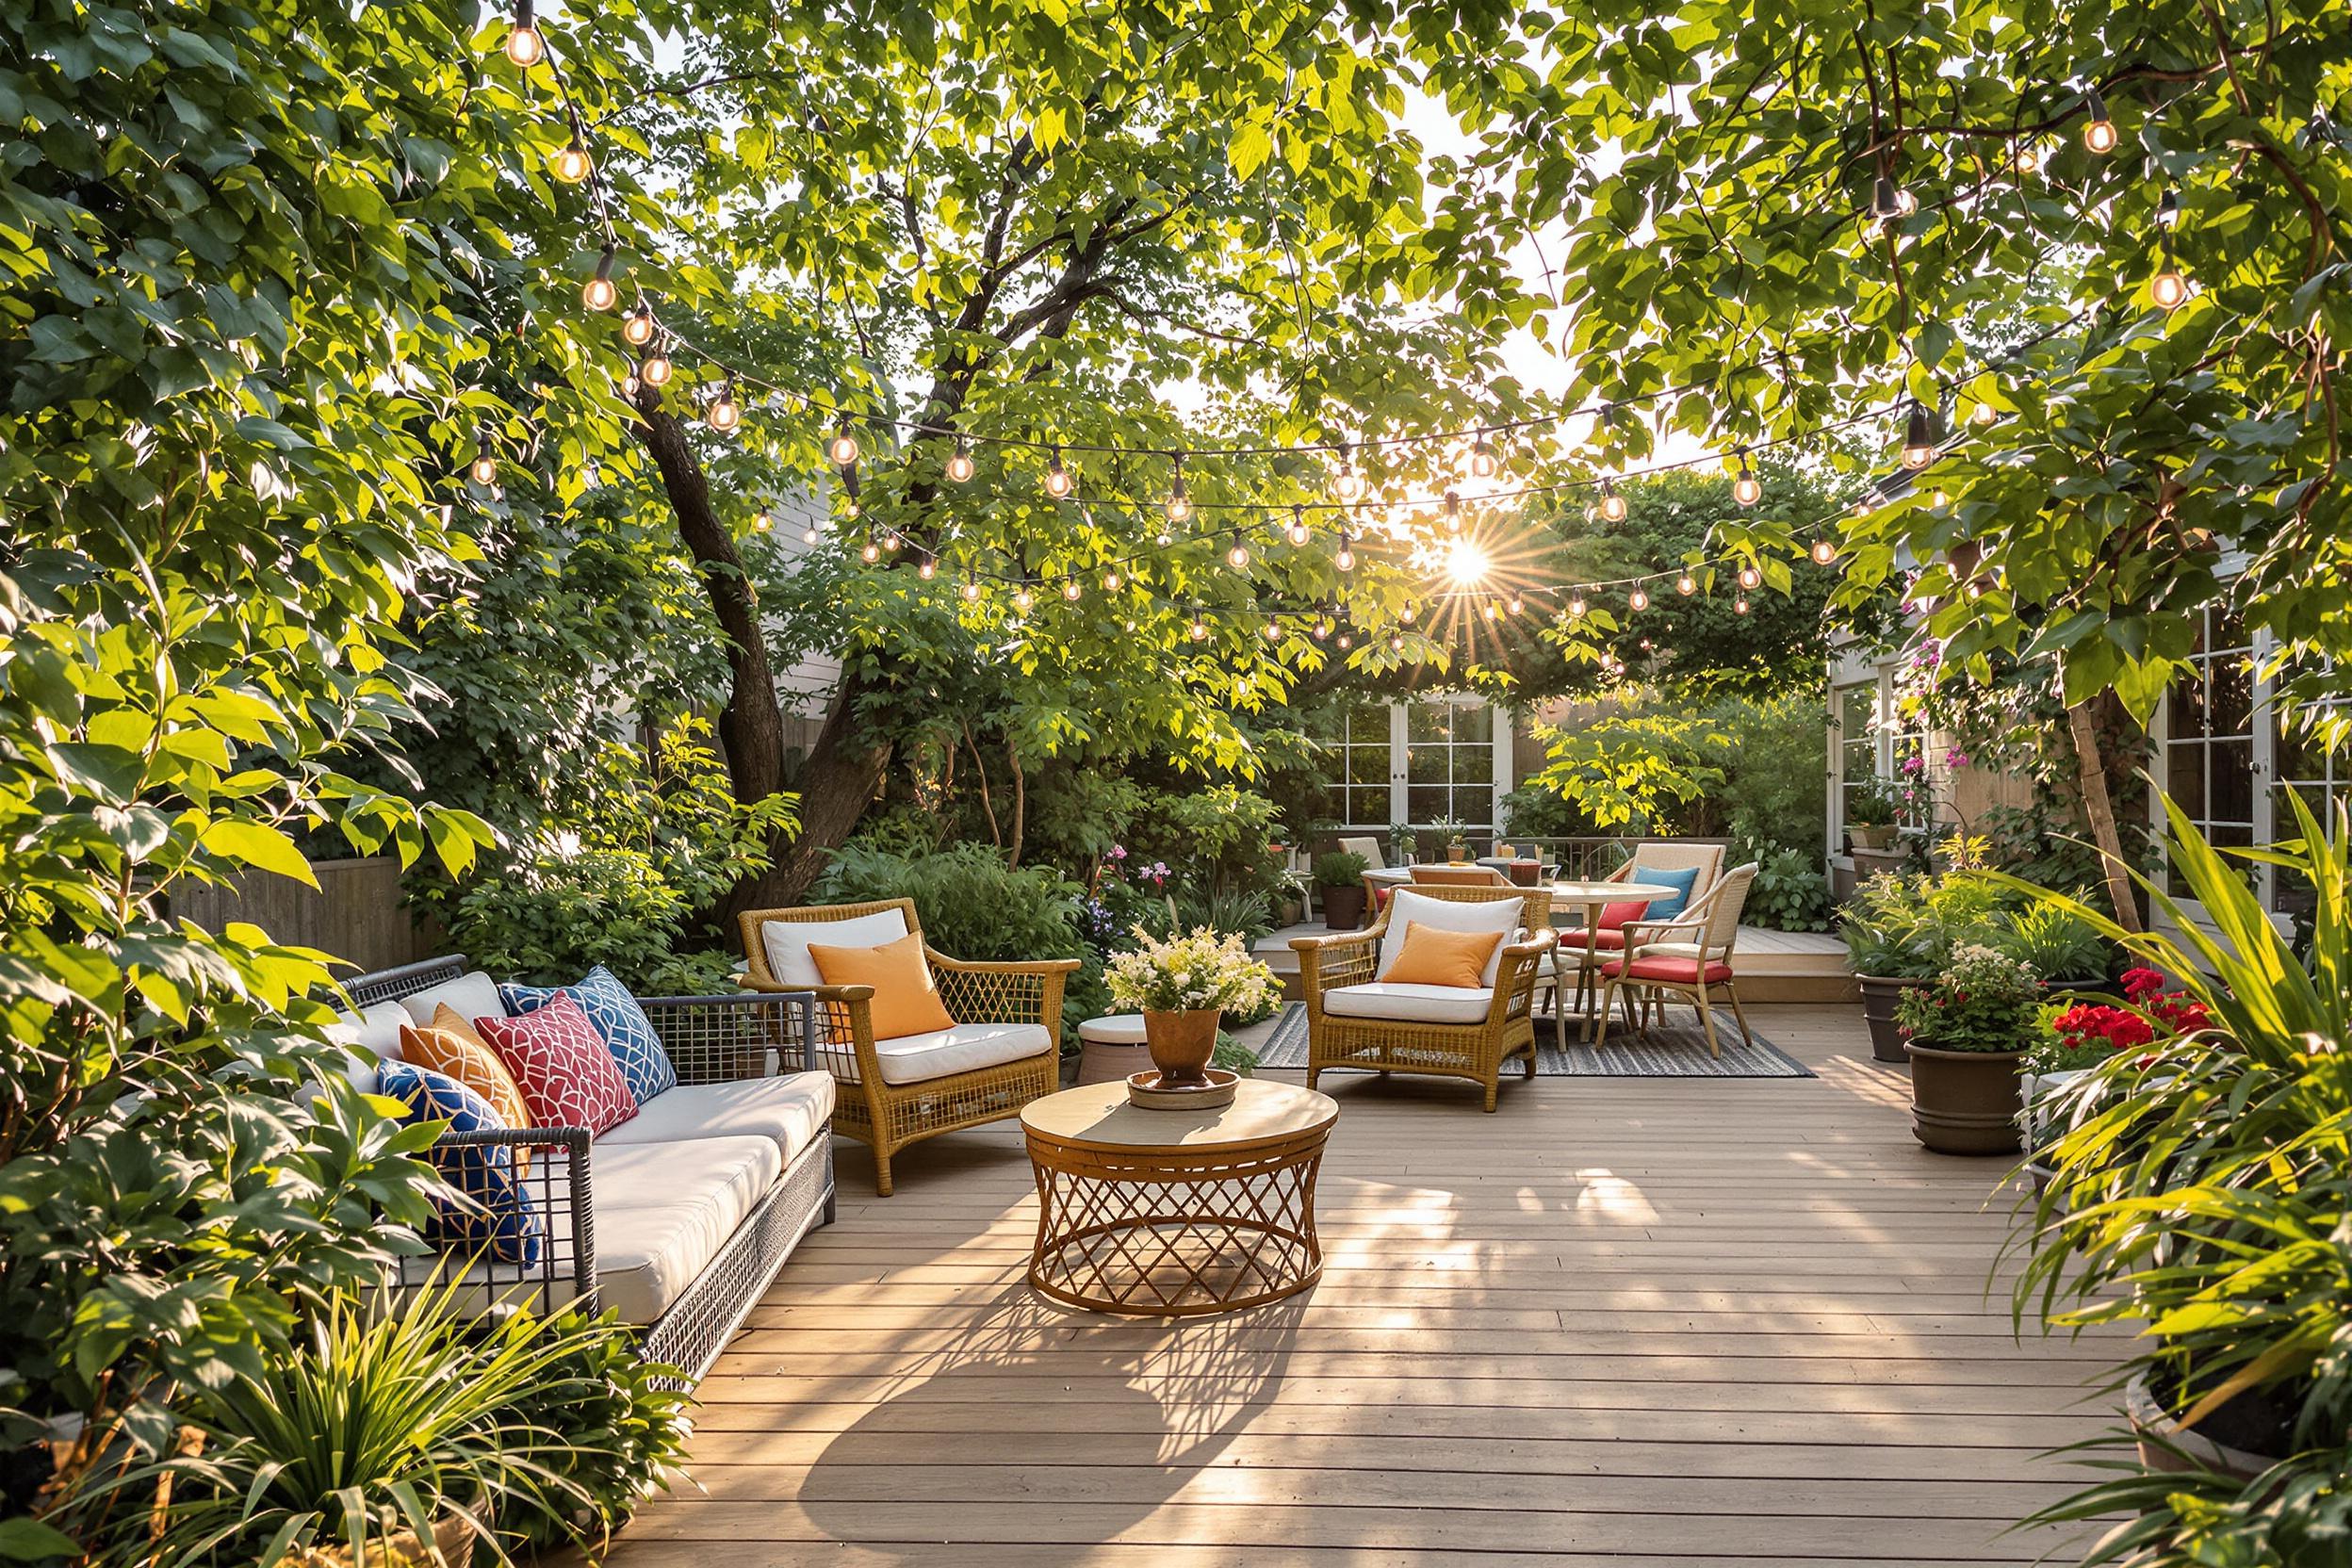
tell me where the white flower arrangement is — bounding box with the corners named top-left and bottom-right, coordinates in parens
top-left (1104, 926), bottom-right (1281, 1016)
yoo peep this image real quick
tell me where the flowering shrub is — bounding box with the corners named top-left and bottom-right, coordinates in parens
top-left (2025, 966), bottom-right (2215, 1073)
top-left (1104, 926), bottom-right (1282, 1016)
top-left (1893, 942), bottom-right (2044, 1053)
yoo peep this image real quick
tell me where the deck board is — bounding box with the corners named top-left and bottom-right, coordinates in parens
top-left (605, 1004), bottom-right (2116, 1566)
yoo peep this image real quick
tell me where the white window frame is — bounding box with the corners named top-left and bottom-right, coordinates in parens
top-left (1826, 658), bottom-right (1931, 864)
top-left (1324, 694), bottom-right (1513, 832)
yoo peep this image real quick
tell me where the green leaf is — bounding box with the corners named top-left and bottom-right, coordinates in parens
top-left (200, 819), bottom-right (320, 889)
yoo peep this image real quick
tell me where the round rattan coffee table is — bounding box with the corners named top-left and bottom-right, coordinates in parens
top-left (1021, 1078), bottom-right (1339, 1316)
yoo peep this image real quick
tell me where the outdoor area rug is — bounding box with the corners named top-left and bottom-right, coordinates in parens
top-left (1254, 1002), bottom-right (1814, 1078)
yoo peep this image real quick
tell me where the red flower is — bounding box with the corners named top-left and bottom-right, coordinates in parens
top-left (2120, 967), bottom-right (2168, 1003)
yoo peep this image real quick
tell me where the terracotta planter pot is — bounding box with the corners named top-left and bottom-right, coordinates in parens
top-left (293, 1508), bottom-right (481, 1568)
top-left (1855, 973), bottom-right (1929, 1064)
top-left (1848, 823), bottom-right (1898, 851)
top-left (2127, 1372), bottom-right (2281, 1481)
top-left (1319, 884), bottom-right (1367, 931)
top-left (1142, 1006), bottom-right (1221, 1086)
top-left (1446, 845), bottom-right (1468, 863)
top-left (1905, 1043), bottom-right (2025, 1155)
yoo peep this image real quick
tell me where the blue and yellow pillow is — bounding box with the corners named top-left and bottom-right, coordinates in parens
top-left (500, 964), bottom-right (678, 1102)
top-left (380, 1060), bottom-right (545, 1266)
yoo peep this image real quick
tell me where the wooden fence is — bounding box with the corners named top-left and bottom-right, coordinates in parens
top-left (167, 857), bottom-right (438, 975)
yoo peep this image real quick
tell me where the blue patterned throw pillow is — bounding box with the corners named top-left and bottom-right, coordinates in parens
top-left (499, 964), bottom-right (677, 1102)
top-left (379, 1060), bottom-right (544, 1267)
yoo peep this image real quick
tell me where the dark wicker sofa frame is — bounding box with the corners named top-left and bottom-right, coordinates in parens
top-left (350, 956), bottom-right (834, 1385)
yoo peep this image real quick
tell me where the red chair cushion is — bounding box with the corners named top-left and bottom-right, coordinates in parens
top-left (1602, 956), bottom-right (1735, 985)
top-left (1597, 899), bottom-right (1651, 929)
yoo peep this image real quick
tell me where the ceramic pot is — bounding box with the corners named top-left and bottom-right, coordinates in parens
top-left (2127, 1371), bottom-right (2284, 1481)
top-left (1905, 1043), bottom-right (2025, 1154)
top-left (1320, 884), bottom-right (1367, 931)
top-left (1141, 1006), bottom-right (1221, 1086)
top-left (1848, 824), bottom-right (1898, 851)
top-left (294, 1507), bottom-right (481, 1567)
top-left (1855, 973), bottom-right (1929, 1063)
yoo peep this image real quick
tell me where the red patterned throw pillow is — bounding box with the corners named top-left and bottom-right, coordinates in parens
top-left (475, 992), bottom-right (637, 1134)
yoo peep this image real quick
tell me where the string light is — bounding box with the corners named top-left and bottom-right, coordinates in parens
top-left (1332, 444), bottom-right (1364, 502)
top-left (638, 343), bottom-right (673, 386)
top-left (707, 379), bottom-right (742, 433)
top-left (1102, 570), bottom-right (1122, 592)
top-left (1442, 490), bottom-right (1462, 535)
top-left (801, 520), bottom-right (820, 544)
top-left (1226, 530), bottom-right (1251, 571)
top-left (751, 506), bottom-right (771, 531)
top-left (1628, 588), bottom-right (1650, 612)
top-left (1738, 564), bottom-right (1762, 590)
top-left (1334, 529), bottom-right (1355, 572)
top-left (1336, 629), bottom-right (1353, 649)
top-left (946, 438), bottom-right (975, 483)
top-left (827, 420), bottom-right (859, 468)
top-left (1263, 618), bottom-right (1282, 642)
top-left (1598, 479), bottom-right (1627, 523)
top-left (1188, 612), bottom-right (1209, 642)
top-left (1062, 579), bottom-right (1083, 602)
top-left (1399, 604), bottom-right (1417, 624)
top-left (1044, 445), bottom-right (1074, 498)
top-left (469, 432), bottom-right (497, 485)
top-left (2082, 86), bottom-right (2117, 154)
top-left (623, 302), bottom-right (657, 346)
top-left (502, 0), bottom-right (544, 66)
top-left (1811, 537), bottom-right (1838, 565)
top-left (1285, 506), bottom-right (1312, 547)
top-left (1677, 572), bottom-right (1698, 596)
top-left (1901, 401), bottom-right (1938, 469)
top-left (961, 577), bottom-right (983, 603)
top-left (1013, 581), bottom-right (1036, 612)
top-left (582, 244), bottom-right (618, 311)
top-left (1165, 455), bottom-right (1191, 524)
top-left (917, 553), bottom-right (938, 580)
top-left (2150, 189), bottom-right (2188, 309)
top-left (1568, 594), bottom-right (1587, 618)
top-left (619, 371), bottom-right (639, 399)
top-left (552, 139), bottom-right (592, 184)
top-left (1469, 432), bottom-right (1499, 479)
top-left (860, 539), bottom-right (881, 564)
top-left (1732, 452), bottom-right (1762, 506)
top-left (1507, 592), bottom-right (1524, 615)
top-left (1734, 596), bottom-right (1752, 614)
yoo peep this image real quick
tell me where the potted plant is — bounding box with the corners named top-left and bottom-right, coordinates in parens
top-left (1313, 848), bottom-right (1370, 930)
top-left (1104, 926), bottom-right (1282, 1086)
top-left (1433, 815), bottom-right (1470, 862)
top-left (1840, 872), bottom-right (1940, 1062)
top-left (1386, 821), bottom-right (1416, 867)
top-left (1845, 781), bottom-right (1901, 850)
top-left (1894, 942), bottom-right (2043, 1153)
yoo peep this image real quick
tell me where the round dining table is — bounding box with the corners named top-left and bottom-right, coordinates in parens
top-left (1543, 879), bottom-right (1680, 1045)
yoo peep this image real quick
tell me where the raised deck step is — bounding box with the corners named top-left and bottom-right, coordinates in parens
top-left (1255, 922), bottom-right (1857, 1004)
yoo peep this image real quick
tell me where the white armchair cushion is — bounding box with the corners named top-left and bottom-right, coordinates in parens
top-left (847, 1021), bottom-right (1054, 1086)
top-left (1324, 982), bottom-right (1495, 1025)
top-left (395, 969), bottom-right (506, 1028)
top-left (324, 1000), bottom-right (411, 1093)
top-left (760, 909), bottom-right (910, 989)
top-left (1377, 890), bottom-right (1521, 987)
top-left (597, 1071), bottom-right (835, 1165)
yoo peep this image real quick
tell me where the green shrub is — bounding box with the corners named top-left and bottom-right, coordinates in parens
top-left (1312, 849), bottom-right (1368, 888)
top-left (1743, 846), bottom-right (1834, 931)
top-left (1707, 690), bottom-right (1829, 851)
top-left (1126, 784), bottom-right (1283, 894)
top-left (1990, 899), bottom-right (2111, 982)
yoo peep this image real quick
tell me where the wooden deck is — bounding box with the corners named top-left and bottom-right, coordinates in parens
top-left (612, 1004), bottom-right (2115, 1567)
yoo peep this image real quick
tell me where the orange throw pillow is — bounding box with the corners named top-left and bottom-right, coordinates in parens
top-left (399, 1004), bottom-right (534, 1166)
top-left (1378, 922), bottom-right (1505, 988)
top-left (808, 930), bottom-right (956, 1040)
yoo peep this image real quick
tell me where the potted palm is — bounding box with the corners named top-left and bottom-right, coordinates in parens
top-left (1104, 926), bottom-right (1281, 1090)
top-left (1313, 849), bottom-right (1369, 930)
top-left (2013, 799), bottom-right (2347, 1559)
top-left (1895, 942), bottom-right (2043, 1153)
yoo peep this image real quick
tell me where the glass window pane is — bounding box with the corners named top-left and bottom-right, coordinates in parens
top-left (1348, 746), bottom-right (1388, 787)
top-left (1407, 785), bottom-right (1447, 823)
top-left (1408, 745), bottom-right (1446, 785)
top-left (2168, 740), bottom-right (2208, 820)
top-left (1452, 788), bottom-right (1494, 827)
top-left (1406, 703), bottom-right (1446, 743)
top-left (1453, 745), bottom-right (1493, 786)
top-left (2170, 677), bottom-right (2209, 743)
top-left (1348, 704), bottom-right (1388, 744)
top-left (2211, 739), bottom-right (2254, 824)
top-left (2211, 659), bottom-right (2253, 740)
top-left (1455, 706), bottom-right (1493, 744)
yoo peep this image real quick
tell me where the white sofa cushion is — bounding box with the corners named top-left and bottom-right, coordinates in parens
top-left (395, 969), bottom-right (508, 1028)
top-left (759, 908), bottom-right (909, 989)
top-left (1378, 890), bottom-right (1522, 987)
top-left (597, 1072), bottom-right (835, 1165)
top-left (325, 1000), bottom-right (412, 1093)
top-left (846, 1021), bottom-right (1054, 1086)
top-left (1324, 982), bottom-right (1495, 1025)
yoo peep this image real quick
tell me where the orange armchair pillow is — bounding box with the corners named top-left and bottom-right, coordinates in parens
top-left (1377, 922), bottom-right (1506, 989)
top-left (808, 930), bottom-right (957, 1039)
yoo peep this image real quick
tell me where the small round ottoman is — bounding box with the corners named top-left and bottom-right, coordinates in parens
top-left (1076, 1015), bottom-right (1152, 1086)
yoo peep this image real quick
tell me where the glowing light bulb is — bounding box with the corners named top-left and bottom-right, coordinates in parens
top-left (827, 424), bottom-right (859, 467)
top-left (945, 440), bottom-right (974, 483)
top-left (1734, 596), bottom-right (1751, 614)
top-left (1014, 584), bottom-right (1035, 612)
top-left (1227, 531), bottom-right (1251, 571)
top-left (1315, 619), bottom-right (1331, 641)
top-left (1155, 529), bottom-right (1172, 548)
top-left (752, 507), bottom-right (772, 532)
top-left (1442, 490), bottom-right (1462, 535)
top-left (1738, 565), bottom-right (1761, 591)
top-left (883, 531), bottom-right (901, 552)
top-left (1598, 481), bottom-right (1627, 523)
top-left (1469, 433), bottom-right (1498, 479)
top-left (1062, 580), bottom-right (1083, 602)
top-left (707, 381), bottom-right (742, 433)
top-left (582, 245), bottom-right (618, 311)
top-left (1933, 489), bottom-right (1950, 508)
top-left (619, 372), bottom-right (639, 398)
top-left (1334, 531), bottom-right (1355, 572)
top-left (1811, 538), bottom-right (1838, 565)
top-left (1628, 588), bottom-right (1649, 612)
top-left (1165, 456), bottom-right (1190, 524)
top-left (961, 579), bottom-right (982, 603)
top-left (1102, 571), bottom-right (1121, 591)
top-left (1568, 595), bottom-right (1587, 618)
top-left (1507, 594), bottom-right (1524, 615)
top-left (468, 433), bottom-right (497, 485)
top-left (1285, 507), bottom-right (1311, 547)
top-left (860, 541), bottom-right (880, 564)
top-left (623, 303), bottom-right (656, 346)
top-left (1189, 615), bottom-right (1209, 642)
top-left (1676, 573), bottom-right (1697, 596)
top-left (1732, 457), bottom-right (1762, 507)
top-left (917, 556), bottom-right (937, 580)
top-left (1969, 399), bottom-right (1998, 427)
top-left (1044, 446), bottom-right (1073, 498)
top-left (2151, 264), bottom-right (2188, 310)
top-left (1263, 619), bottom-right (1282, 642)
top-left (1336, 630), bottom-right (1352, 649)
top-left (1901, 401), bottom-right (1937, 469)
top-left (503, 0), bottom-right (544, 66)
top-left (2082, 87), bottom-right (2116, 154)
top-left (552, 141), bottom-right (592, 184)
top-left (638, 348), bottom-right (672, 386)
top-left (1389, 634), bottom-right (1405, 653)
top-left (2015, 141), bottom-right (2042, 175)
top-left (1399, 603), bottom-right (1416, 625)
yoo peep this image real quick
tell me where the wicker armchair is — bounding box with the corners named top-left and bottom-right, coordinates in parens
top-left (738, 898), bottom-right (1077, 1196)
top-left (1290, 885), bottom-right (1557, 1111)
top-left (1594, 862), bottom-right (1761, 1059)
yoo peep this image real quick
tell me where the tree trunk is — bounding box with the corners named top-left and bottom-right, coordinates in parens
top-left (963, 723), bottom-right (1001, 846)
top-left (2067, 696), bottom-right (2145, 934)
top-left (756, 682), bottom-right (891, 909)
top-left (1006, 743), bottom-right (1025, 870)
